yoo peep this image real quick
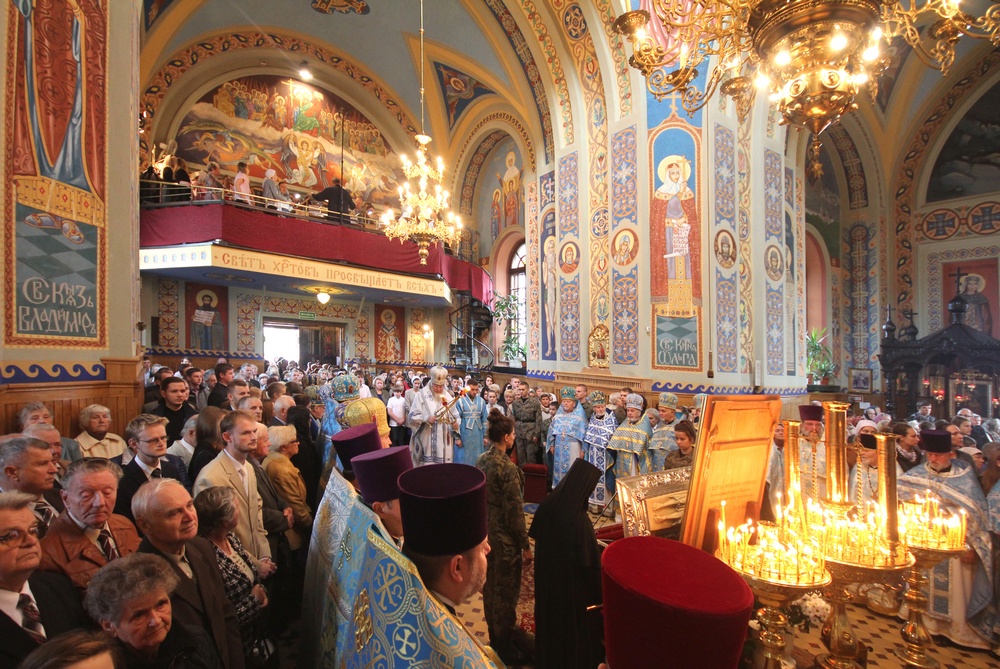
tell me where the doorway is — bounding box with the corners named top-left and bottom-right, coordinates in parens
top-left (263, 320), bottom-right (345, 366)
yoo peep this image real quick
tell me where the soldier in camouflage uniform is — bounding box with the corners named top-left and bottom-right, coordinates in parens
top-left (476, 409), bottom-right (533, 665)
top-left (510, 381), bottom-right (544, 468)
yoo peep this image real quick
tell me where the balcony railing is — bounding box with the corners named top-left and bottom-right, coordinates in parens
top-left (139, 179), bottom-right (480, 264)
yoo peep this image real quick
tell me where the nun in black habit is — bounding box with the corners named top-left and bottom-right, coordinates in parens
top-left (529, 458), bottom-right (604, 669)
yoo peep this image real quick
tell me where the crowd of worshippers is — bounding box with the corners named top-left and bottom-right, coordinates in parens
top-left (762, 400), bottom-right (1000, 658)
top-left (0, 357), bottom-right (640, 667)
top-left (139, 158), bottom-right (360, 222)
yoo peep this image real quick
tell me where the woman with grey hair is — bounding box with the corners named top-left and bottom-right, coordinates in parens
top-left (264, 425), bottom-right (313, 549)
top-left (193, 486), bottom-right (272, 667)
top-left (983, 418), bottom-right (1000, 443)
top-left (84, 553), bottom-right (218, 668)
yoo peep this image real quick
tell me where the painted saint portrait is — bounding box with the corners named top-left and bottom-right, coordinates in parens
top-left (186, 285), bottom-right (228, 351)
top-left (376, 305), bottom-right (404, 360)
top-left (560, 242), bottom-right (580, 273)
top-left (612, 229), bottom-right (638, 266)
top-left (650, 153), bottom-right (700, 317)
top-left (765, 245), bottom-right (784, 282)
top-left (960, 272), bottom-right (994, 336)
top-left (940, 259), bottom-right (999, 337)
top-left (714, 230), bottom-right (736, 269)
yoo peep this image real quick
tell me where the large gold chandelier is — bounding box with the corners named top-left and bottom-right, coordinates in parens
top-left (380, 0), bottom-right (461, 265)
top-left (614, 0), bottom-right (1000, 175)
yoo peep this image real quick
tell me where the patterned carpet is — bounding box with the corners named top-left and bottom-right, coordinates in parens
top-left (451, 508), bottom-right (999, 669)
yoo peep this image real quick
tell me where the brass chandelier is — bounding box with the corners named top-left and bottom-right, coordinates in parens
top-left (380, 0), bottom-right (462, 264)
top-left (614, 0), bottom-right (1000, 175)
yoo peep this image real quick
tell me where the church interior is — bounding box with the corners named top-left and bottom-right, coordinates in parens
top-left (4, 0), bottom-right (1000, 667)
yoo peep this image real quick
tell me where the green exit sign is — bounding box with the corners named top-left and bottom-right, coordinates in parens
top-left (299, 311), bottom-right (316, 320)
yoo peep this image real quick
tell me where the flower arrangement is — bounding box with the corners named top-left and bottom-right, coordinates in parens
top-left (787, 591), bottom-right (830, 632)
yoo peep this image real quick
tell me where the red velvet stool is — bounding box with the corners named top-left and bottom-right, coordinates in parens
top-left (602, 535), bottom-right (754, 669)
top-left (522, 463), bottom-right (548, 503)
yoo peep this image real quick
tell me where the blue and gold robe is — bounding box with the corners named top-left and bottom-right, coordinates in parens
top-left (584, 411), bottom-right (617, 508)
top-left (649, 419), bottom-right (677, 471)
top-left (455, 394), bottom-right (488, 467)
top-left (546, 406), bottom-right (588, 487)
top-left (898, 461), bottom-right (994, 648)
top-left (607, 416), bottom-right (653, 480)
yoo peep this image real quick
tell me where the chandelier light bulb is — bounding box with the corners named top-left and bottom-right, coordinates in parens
top-left (854, 72), bottom-right (869, 85)
top-left (774, 50), bottom-right (791, 66)
top-left (830, 33), bottom-right (848, 51)
top-left (863, 45), bottom-right (880, 61)
top-left (872, 27), bottom-right (883, 41)
top-left (754, 72), bottom-right (771, 89)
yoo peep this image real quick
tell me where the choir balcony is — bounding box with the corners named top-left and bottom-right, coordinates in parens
top-left (138, 180), bottom-right (492, 308)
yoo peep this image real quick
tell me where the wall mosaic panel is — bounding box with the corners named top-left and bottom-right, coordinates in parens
top-left (611, 126), bottom-right (638, 233)
top-left (713, 124), bottom-right (738, 373)
top-left (766, 288), bottom-right (784, 375)
top-left (764, 149), bottom-right (784, 375)
top-left (796, 176), bottom-right (806, 375)
top-left (737, 117), bottom-right (754, 373)
top-left (892, 49), bottom-right (1000, 316)
top-left (434, 61), bottom-right (495, 130)
top-left (409, 308), bottom-right (427, 363)
top-left (540, 208), bottom-right (558, 361)
top-left (559, 276), bottom-right (581, 361)
top-left (157, 279), bottom-right (180, 347)
top-left (481, 0), bottom-right (556, 163)
top-left (845, 223), bottom-right (878, 370)
top-left (612, 267), bottom-right (639, 365)
top-left (355, 305), bottom-right (370, 360)
top-left (558, 153), bottom-right (579, 237)
top-left (5, 0), bottom-right (108, 348)
top-left (916, 202), bottom-right (1000, 241)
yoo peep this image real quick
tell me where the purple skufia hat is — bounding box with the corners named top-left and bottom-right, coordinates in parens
top-left (918, 429), bottom-right (952, 454)
top-left (331, 422), bottom-right (381, 470)
top-left (798, 405), bottom-right (824, 422)
top-left (398, 464), bottom-right (487, 557)
top-left (352, 446), bottom-right (412, 504)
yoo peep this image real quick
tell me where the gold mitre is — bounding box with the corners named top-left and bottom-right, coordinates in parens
top-left (344, 397), bottom-right (390, 439)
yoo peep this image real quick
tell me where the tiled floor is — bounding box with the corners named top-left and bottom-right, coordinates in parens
top-left (453, 509), bottom-right (999, 668)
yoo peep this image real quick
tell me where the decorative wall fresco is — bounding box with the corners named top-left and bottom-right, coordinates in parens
top-left (737, 115), bottom-right (754, 373)
top-left (844, 224), bottom-right (878, 370)
top-left (784, 211), bottom-right (798, 375)
top-left (5, 0), bottom-right (108, 348)
top-left (553, 1), bottom-right (611, 338)
top-left (139, 31), bottom-right (419, 164)
top-left (481, 0), bottom-right (556, 163)
top-left (144, 0), bottom-right (176, 31)
top-left (874, 36), bottom-right (912, 113)
top-left (893, 49), bottom-right (1000, 316)
top-left (458, 130), bottom-right (507, 217)
top-left (375, 305), bottom-right (405, 361)
top-left (526, 180), bottom-right (540, 361)
top-left (157, 279), bottom-right (180, 348)
top-left (928, 79), bottom-right (1000, 203)
top-left (434, 62), bottom-right (495, 130)
top-left (827, 125), bottom-right (868, 210)
top-left (941, 258), bottom-right (999, 336)
top-left (558, 152), bottom-right (579, 237)
top-left (650, 119), bottom-right (702, 371)
top-left (409, 308), bottom-right (427, 363)
top-left (539, 169), bottom-right (558, 362)
top-left (805, 143), bottom-right (842, 262)
top-left (612, 268), bottom-right (639, 365)
top-left (511, 0), bottom-right (574, 147)
top-left (917, 201), bottom-right (1000, 241)
top-left (173, 75), bottom-right (401, 209)
top-left (185, 283), bottom-right (229, 351)
top-left (559, 277), bottom-right (581, 361)
top-left (311, 0), bottom-right (370, 15)
top-left (796, 175), bottom-right (806, 375)
top-left (592, 0), bottom-right (633, 118)
top-left (764, 149), bottom-right (784, 376)
top-left (714, 124), bottom-right (738, 373)
top-left (927, 246), bottom-right (1000, 333)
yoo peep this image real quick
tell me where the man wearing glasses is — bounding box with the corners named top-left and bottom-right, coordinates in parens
top-left (0, 491), bottom-right (90, 666)
top-left (114, 415), bottom-right (187, 525)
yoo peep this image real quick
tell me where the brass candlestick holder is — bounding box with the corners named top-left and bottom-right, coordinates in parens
top-left (895, 545), bottom-right (966, 669)
top-left (743, 572), bottom-right (831, 669)
top-left (816, 557), bottom-right (913, 669)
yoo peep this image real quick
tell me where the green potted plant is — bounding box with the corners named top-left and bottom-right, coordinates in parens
top-left (492, 293), bottom-right (526, 366)
top-left (805, 327), bottom-right (837, 384)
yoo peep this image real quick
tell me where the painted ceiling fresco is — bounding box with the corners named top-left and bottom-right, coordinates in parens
top-left (927, 78), bottom-right (1000, 203)
top-left (173, 74), bottom-right (403, 208)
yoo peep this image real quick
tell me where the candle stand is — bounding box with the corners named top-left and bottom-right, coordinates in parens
top-left (743, 573), bottom-right (831, 669)
top-left (895, 545), bottom-right (965, 669)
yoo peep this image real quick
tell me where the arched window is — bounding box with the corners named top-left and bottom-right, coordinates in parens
top-left (508, 243), bottom-right (527, 358)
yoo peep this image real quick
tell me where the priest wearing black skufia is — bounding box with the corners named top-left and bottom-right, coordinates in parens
top-left (529, 458), bottom-right (603, 669)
